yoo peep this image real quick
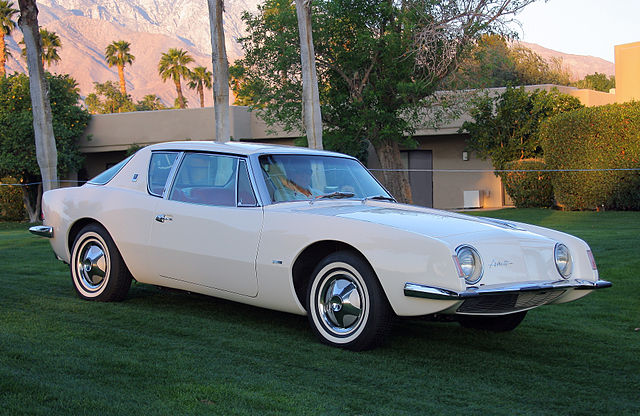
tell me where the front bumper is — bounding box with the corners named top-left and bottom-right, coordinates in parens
top-left (29, 225), bottom-right (54, 238)
top-left (404, 279), bottom-right (612, 300)
top-left (404, 279), bottom-right (612, 315)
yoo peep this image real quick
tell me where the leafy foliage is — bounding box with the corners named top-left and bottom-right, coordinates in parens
top-left (540, 101), bottom-right (640, 210)
top-left (135, 94), bottom-right (167, 111)
top-left (572, 72), bottom-right (615, 93)
top-left (0, 176), bottom-right (24, 220)
top-left (0, 0), bottom-right (18, 78)
top-left (449, 35), bottom-right (572, 89)
top-left (0, 73), bottom-right (88, 182)
top-left (187, 66), bottom-right (213, 108)
top-left (500, 159), bottom-right (553, 208)
top-left (462, 86), bottom-right (583, 170)
top-left (85, 81), bottom-right (135, 114)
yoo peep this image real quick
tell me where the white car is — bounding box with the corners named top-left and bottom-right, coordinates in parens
top-left (30, 141), bottom-right (611, 350)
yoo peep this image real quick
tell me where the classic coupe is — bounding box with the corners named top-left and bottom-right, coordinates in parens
top-left (30, 141), bottom-right (611, 350)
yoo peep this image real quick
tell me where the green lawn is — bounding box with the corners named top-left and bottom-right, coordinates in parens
top-left (0, 210), bottom-right (638, 415)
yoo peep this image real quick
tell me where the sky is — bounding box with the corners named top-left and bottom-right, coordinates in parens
top-left (510, 0), bottom-right (640, 62)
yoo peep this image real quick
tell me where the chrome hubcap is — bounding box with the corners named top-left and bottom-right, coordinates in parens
top-left (318, 274), bottom-right (364, 335)
top-left (76, 240), bottom-right (108, 290)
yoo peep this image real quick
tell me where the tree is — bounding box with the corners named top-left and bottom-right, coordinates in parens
top-left (135, 94), bottom-right (167, 111)
top-left (0, 73), bottom-right (88, 221)
top-left (461, 86), bottom-right (583, 171)
top-left (84, 81), bottom-right (135, 114)
top-left (17, 0), bottom-right (58, 198)
top-left (295, 0), bottom-right (322, 150)
top-left (233, 0), bottom-right (537, 202)
top-left (187, 66), bottom-right (213, 108)
top-left (20, 28), bottom-right (61, 68)
top-left (572, 72), bottom-right (615, 93)
top-left (0, 0), bottom-right (18, 78)
top-left (207, 0), bottom-right (230, 142)
top-left (105, 40), bottom-right (135, 96)
top-left (510, 45), bottom-right (571, 86)
top-left (158, 48), bottom-right (193, 109)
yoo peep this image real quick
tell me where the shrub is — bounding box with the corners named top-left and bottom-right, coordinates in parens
top-left (540, 101), bottom-right (640, 210)
top-left (0, 177), bottom-right (25, 221)
top-left (500, 159), bottom-right (554, 208)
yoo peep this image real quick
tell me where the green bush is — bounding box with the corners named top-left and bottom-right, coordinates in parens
top-left (0, 177), bottom-right (25, 221)
top-left (540, 101), bottom-right (640, 210)
top-left (500, 159), bottom-right (554, 208)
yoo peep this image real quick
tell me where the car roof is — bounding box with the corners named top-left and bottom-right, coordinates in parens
top-left (145, 141), bottom-right (354, 159)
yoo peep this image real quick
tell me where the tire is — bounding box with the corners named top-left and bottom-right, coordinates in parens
top-left (70, 223), bottom-right (132, 302)
top-left (458, 311), bottom-right (527, 332)
top-left (306, 251), bottom-right (393, 351)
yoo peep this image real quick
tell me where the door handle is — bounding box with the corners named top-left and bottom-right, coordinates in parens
top-left (155, 214), bottom-right (173, 223)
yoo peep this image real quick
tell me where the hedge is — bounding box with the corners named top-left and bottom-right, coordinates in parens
top-left (0, 177), bottom-right (25, 221)
top-left (500, 159), bottom-right (554, 208)
top-left (540, 101), bottom-right (640, 210)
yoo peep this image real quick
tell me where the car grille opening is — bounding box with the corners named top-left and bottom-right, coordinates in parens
top-left (457, 290), bottom-right (567, 314)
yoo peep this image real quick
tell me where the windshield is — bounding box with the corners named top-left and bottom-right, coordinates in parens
top-left (259, 154), bottom-right (392, 203)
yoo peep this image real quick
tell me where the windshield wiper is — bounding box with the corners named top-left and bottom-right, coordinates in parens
top-left (309, 191), bottom-right (355, 204)
top-left (363, 195), bottom-right (396, 203)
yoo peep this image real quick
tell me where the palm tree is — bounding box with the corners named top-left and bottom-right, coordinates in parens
top-left (188, 66), bottom-right (213, 108)
top-left (105, 40), bottom-right (135, 95)
top-left (20, 28), bottom-right (61, 68)
top-left (158, 48), bottom-right (194, 109)
top-left (0, 0), bottom-right (18, 77)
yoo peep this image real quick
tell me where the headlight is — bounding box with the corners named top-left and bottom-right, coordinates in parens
top-left (554, 243), bottom-right (572, 278)
top-left (455, 245), bottom-right (483, 285)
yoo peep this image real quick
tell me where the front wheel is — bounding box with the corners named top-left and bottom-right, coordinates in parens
top-left (70, 223), bottom-right (132, 302)
top-left (306, 251), bottom-right (393, 351)
top-left (458, 311), bottom-right (527, 332)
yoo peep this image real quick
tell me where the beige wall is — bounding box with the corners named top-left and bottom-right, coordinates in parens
top-left (614, 41), bottom-right (640, 103)
top-left (416, 135), bottom-right (503, 209)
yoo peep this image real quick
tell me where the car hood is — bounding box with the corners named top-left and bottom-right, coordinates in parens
top-left (278, 200), bottom-right (530, 239)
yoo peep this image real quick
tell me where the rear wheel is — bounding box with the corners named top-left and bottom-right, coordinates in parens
top-left (458, 311), bottom-right (527, 332)
top-left (70, 223), bottom-right (132, 301)
top-left (306, 251), bottom-right (393, 350)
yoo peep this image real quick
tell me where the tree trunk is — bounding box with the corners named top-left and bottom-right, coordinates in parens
top-left (0, 35), bottom-right (6, 77)
top-left (117, 64), bottom-right (127, 95)
top-left (295, 0), bottom-right (323, 150)
top-left (207, 0), bottom-right (230, 142)
top-left (22, 184), bottom-right (41, 223)
top-left (373, 138), bottom-right (413, 204)
top-left (17, 0), bottom-right (58, 194)
top-left (174, 79), bottom-right (185, 109)
top-left (198, 83), bottom-right (204, 108)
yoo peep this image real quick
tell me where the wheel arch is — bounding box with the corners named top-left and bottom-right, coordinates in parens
top-left (291, 240), bottom-right (380, 312)
top-left (67, 217), bottom-right (108, 254)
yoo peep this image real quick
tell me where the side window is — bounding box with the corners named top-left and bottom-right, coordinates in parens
top-left (237, 160), bottom-right (257, 207)
top-left (148, 152), bottom-right (179, 197)
top-left (169, 153), bottom-right (238, 207)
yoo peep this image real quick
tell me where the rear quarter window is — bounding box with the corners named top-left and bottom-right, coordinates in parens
top-left (88, 156), bottom-right (133, 185)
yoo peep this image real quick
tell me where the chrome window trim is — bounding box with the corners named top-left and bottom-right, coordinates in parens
top-left (147, 151), bottom-right (181, 198)
top-left (237, 159), bottom-right (258, 207)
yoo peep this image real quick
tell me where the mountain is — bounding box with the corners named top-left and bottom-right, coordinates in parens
top-left (518, 41), bottom-right (614, 81)
top-left (5, 0), bottom-right (259, 106)
top-left (4, 0), bottom-right (616, 107)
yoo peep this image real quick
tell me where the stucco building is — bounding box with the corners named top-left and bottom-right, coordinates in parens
top-left (78, 41), bottom-right (640, 209)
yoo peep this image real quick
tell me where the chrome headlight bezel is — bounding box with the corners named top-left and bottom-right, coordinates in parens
top-left (455, 245), bottom-right (483, 285)
top-left (554, 243), bottom-right (572, 279)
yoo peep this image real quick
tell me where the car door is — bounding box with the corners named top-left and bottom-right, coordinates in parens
top-left (147, 152), bottom-right (262, 297)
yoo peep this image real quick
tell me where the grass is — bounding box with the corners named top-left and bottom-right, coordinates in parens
top-left (0, 209), bottom-right (638, 415)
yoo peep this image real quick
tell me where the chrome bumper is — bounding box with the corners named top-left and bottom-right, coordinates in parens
top-left (29, 225), bottom-right (54, 238)
top-left (404, 279), bottom-right (612, 301)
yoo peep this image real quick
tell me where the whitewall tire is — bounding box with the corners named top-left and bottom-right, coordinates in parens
top-left (307, 251), bottom-right (393, 350)
top-left (70, 224), bottom-right (132, 302)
